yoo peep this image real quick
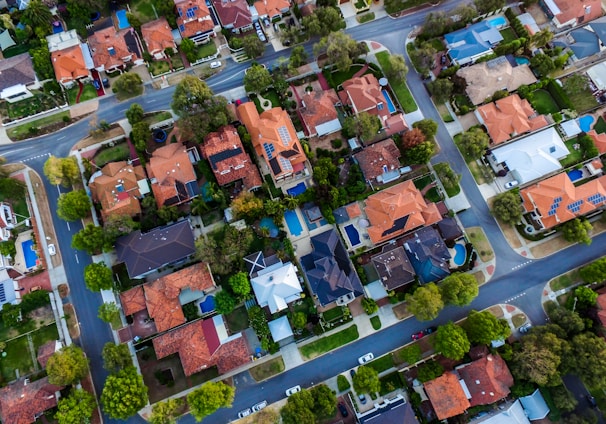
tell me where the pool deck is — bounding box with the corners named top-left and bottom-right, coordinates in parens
top-left (13, 229), bottom-right (36, 274)
top-left (283, 207), bottom-right (336, 257)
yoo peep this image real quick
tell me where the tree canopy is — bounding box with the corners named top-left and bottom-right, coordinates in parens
top-left (510, 330), bottom-right (568, 386)
top-left (214, 290), bottom-right (236, 315)
top-left (439, 273), bottom-right (478, 306)
top-left (55, 388), bottom-right (96, 424)
top-left (567, 332), bottom-right (606, 389)
top-left (150, 398), bottom-right (184, 424)
top-left (405, 283), bottom-right (444, 321)
top-left (72, 223), bottom-right (110, 254)
top-left (125, 103), bottom-right (145, 125)
top-left (384, 54), bottom-right (408, 83)
top-left (463, 310), bottom-right (511, 345)
top-left (112, 72), bottom-right (143, 97)
top-left (559, 218), bottom-right (592, 245)
top-left (342, 111), bottom-right (381, 142)
top-left (281, 390), bottom-right (315, 424)
top-left (353, 365), bottom-right (381, 394)
top-left (314, 32), bottom-right (367, 72)
top-left (243, 64), bottom-right (273, 93)
top-left (492, 191), bottom-right (523, 225)
top-left (57, 190), bottom-right (91, 221)
top-left (101, 366), bottom-right (148, 420)
top-left (412, 119), bottom-right (438, 139)
top-left (187, 381), bottom-right (235, 422)
top-left (580, 257), bottom-right (606, 283)
top-left (241, 35), bottom-right (266, 59)
top-left (433, 322), bottom-right (470, 360)
top-left (102, 342), bottom-right (133, 372)
top-left (47, 345), bottom-right (89, 386)
top-left (302, 6), bottom-right (345, 36)
top-left (196, 225), bottom-right (253, 275)
top-left (227, 272), bottom-right (251, 299)
top-left (84, 262), bottom-right (114, 292)
top-left (457, 128), bottom-right (489, 160)
top-left (44, 156), bottom-right (80, 187)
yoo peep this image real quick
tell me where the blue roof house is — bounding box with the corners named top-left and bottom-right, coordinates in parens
top-left (403, 227), bottom-right (451, 284)
top-left (445, 21), bottom-right (503, 65)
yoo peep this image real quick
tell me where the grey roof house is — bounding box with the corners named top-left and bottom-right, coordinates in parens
top-left (0, 53), bottom-right (40, 103)
top-left (371, 245), bottom-right (416, 291)
top-left (301, 229), bottom-right (364, 307)
top-left (115, 220), bottom-right (195, 279)
top-left (403, 226), bottom-right (451, 284)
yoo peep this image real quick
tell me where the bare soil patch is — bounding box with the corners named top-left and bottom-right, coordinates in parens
top-left (499, 222), bottom-right (523, 249)
top-left (63, 304), bottom-right (80, 340)
top-left (472, 271), bottom-right (485, 285)
top-left (58, 283), bottom-right (69, 298)
top-left (393, 303), bottom-right (412, 320)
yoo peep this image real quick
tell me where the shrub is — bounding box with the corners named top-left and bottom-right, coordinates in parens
top-left (337, 374), bottom-right (350, 392)
top-left (547, 79), bottom-right (573, 110)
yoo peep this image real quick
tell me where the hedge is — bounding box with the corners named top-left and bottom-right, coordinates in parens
top-left (546, 79), bottom-right (573, 110)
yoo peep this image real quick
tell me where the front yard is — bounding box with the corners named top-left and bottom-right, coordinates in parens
top-left (0, 91), bottom-right (64, 123)
top-left (375, 51), bottom-right (418, 113)
top-left (67, 84), bottom-right (98, 105)
top-left (299, 325), bottom-right (359, 360)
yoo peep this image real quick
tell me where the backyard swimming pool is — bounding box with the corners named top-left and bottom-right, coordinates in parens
top-left (287, 182), bottom-right (307, 197)
top-left (344, 224), bottom-right (360, 246)
top-left (260, 217), bottom-right (279, 238)
top-left (487, 16), bottom-right (507, 28)
top-left (199, 296), bottom-right (215, 314)
top-left (452, 243), bottom-right (466, 267)
top-left (568, 169), bottom-right (583, 182)
top-left (116, 9), bottom-right (130, 29)
top-left (284, 210), bottom-right (303, 237)
top-left (515, 56), bottom-right (530, 65)
top-left (21, 239), bottom-right (38, 269)
top-left (381, 90), bottom-right (396, 114)
top-left (577, 115), bottom-right (595, 133)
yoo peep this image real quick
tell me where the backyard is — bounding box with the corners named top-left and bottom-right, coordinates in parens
top-left (225, 306), bottom-right (249, 333)
top-left (529, 90), bottom-right (559, 115)
top-left (594, 116), bottom-right (606, 134)
top-left (559, 139), bottom-right (584, 168)
top-left (299, 325), bottom-right (359, 360)
top-left (375, 51), bottom-right (418, 113)
top-left (128, 0), bottom-right (157, 24)
top-left (499, 27), bottom-right (517, 43)
top-left (564, 85), bottom-right (598, 112)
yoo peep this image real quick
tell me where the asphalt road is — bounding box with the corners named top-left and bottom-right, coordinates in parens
top-left (1, 2), bottom-right (605, 423)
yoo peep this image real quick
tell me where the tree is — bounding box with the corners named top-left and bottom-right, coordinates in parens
top-left (55, 388), bottom-right (96, 424)
top-left (405, 283), bottom-right (444, 321)
top-left (550, 385), bottom-right (578, 413)
top-left (422, 12), bottom-right (452, 38)
top-left (72, 223), bottom-right (109, 254)
top-left (44, 156), bottom-right (80, 187)
top-left (101, 366), bottom-right (148, 420)
top-left (98, 302), bottom-right (120, 325)
top-left (568, 333), bottom-right (606, 389)
top-left (102, 342), bottom-right (132, 372)
top-left (112, 72), bottom-right (143, 97)
top-left (314, 32), bottom-right (367, 72)
top-left (560, 218), bottom-right (592, 245)
top-left (398, 344), bottom-right (422, 364)
top-left (132, 121), bottom-right (151, 153)
top-left (310, 384), bottom-right (336, 418)
top-left (433, 322), bottom-right (470, 360)
top-left (187, 381), bottom-right (235, 422)
top-left (103, 214), bottom-right (139, 241)
top-left (453, 3), bottom-right (477, 23)
top-left (180, 37), bottom-right (198, 63)
top-left (1, 303), bottom-right (20, 327)
top-left (580, 257), bottom-right (606, 283)
top-left (47, 345), bottom-right (89, 386)
top-left (474, 0), bottom-right (505, 15)
top-left (150, 398), bottom-right (184, 424)
top-left (573, 286), bottom-right (598, 309)
top-left (409, 42), bottom-right (436, 75)
top-left (427, 78), bottom-right (453, 103)
top-left (231, 191), bottom-right (264, 222)
top-left (57, 190), bottom-right (91, 221)
top-left (31, 45), bottom-right (55, 80)
top-left (243, 64), bottom-right (273, 93)
top-left (292, 311), bottom-right (307, 330)
top-left (400, 128), bottom-right (425, 149)
top-left (417, 360), bottom-right (444, 383)
top-left (0, 240), bottom-right (16, 257)
top-left (342, 111), bottom-right (381, 141)
top-left (458, 128), bottom-right (489, 160)
top-left (353, 365), bottom-right (381, 394)
top-left (384, 54), bottom-right (408, 83)
top-left (157, 205), bottom-right (180, 223)
top-left (125, 103), bottom-right (145, 125)
top-left (404, 141), bottom-right (435, 164)
top-left (228, 272), bottom-right (250, 299)
top-left (492, 191), bottom-right (523, 225)
top-left (361, 297), bottom-right (378, 315)
top-left (0, 177), bottom-right (25, 199)
top-left (530, 53), bottom-right (555, 77)
top-left (547, 307), bottom-right (584, 336)
top-left (84, 262), bottom-right (114, 292)
top-left (510, 332), bottom-right (567, 386)
top-left (281, 390), bottom-right (315, 424)
top-left (302, 6), bottom-right (345, 36)
top-left (242, 35), bottom-right (266, 59)
top-left (413, 119), bottom-right (438, 139)
top-left (153, 0), bottom-right (177, 27)
top-left (214, 290), bottom-right (236, 315)
top-left (196, 226), bottom-right (253, 275)
top-left (531, 28), bottom-right (553, 49)
top-left (463, 310), bottom-right (511, 345)
top-left (289, 46), bottom-right (308, 69)
top-left (564, 74), bottom-right (590, 95)
top-left (22, 0), bottom-right (52, 34)
top-left (439, 273), bottom-right (478, 306)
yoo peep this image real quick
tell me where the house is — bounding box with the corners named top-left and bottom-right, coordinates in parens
top-left (521, 173), bottom-right (606, 230)
top-left (254, 0), bottom-right (291, 20)
top-left (424, 372), bottom-right (470, 420)
top-left (37, 340), bottom-right (61, 368)
top-left (212, 0), bottom-right (253, 33)
top-left (268, 315), bottom-right (294, 346)
top-left (364, 180), bottom-right (442, 245)
top-left (174, 0), bottom-right (215, 44)
top-left (147, 143), bottom-right (199, 208)
top-left (47, 30), bottom-right (94, 88)
top-left (473, 400), bottom-right (530, 424)
top-left (436, 217), bottom-right (463, 244)
top-left (251, 261), bottom-right (302, 313)
top-left (358, 395), bottom-right (420, 424)
top-left (403, 226), bottom-right (451, 284)
top-left (115, 220), bottom-right (196, 279)
top-left (489, 127), bottom-right (569, 185)
top-left (444, 20), bottom-right (503, 66)
top-left (152, 316), bottom-right (250, 376)
top-left (0, 53), bottom-right (40, 103)
top-left (88, 26), bottom-right (143, 73)
top-left (300, 229), bottom-right (364, 307)
top-left (553, 27), bottom-right (601, 60)
top-left (141, 18), bottom-right (177, 59)
top-left (457, 56), bottom-right (537, 105)
top-left (88, 161), bottom-right (148, 221)
top-left (0, 202), bottom-right (15, 242)
top-left (540, 0), bottom-right (602, 28)
top-left (457, 355), bottom-right (514, 407)
top-left (520, 389), bottom-right (550, 420)
top-left (476, 94), bottom-right (549, 144)
top-left (299, 89), bottom-right (342, 137)
top-left (0, 378), bottom-right (62, 424)
top-left (338, 74), bottom-right (408, 137)
top-left (0, 269), bottom-right (17, 307)
top-left (201, 125), bottom-right (263, 192)
top-left (587, 62), bottom-right (606, 90)
top-left (371, 244), bottom-right (416, 290)
top-left (237, 103), bottom-right (309, 184)
top-left (354, 139), bottom-right (401, 185)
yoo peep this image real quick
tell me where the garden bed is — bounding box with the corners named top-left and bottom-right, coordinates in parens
top-left (0, 92), bottom-right (63, 122)
top-left (149, 60), bottom-right (171, 77)
top-left (594, 116), bottom-right (606, 134)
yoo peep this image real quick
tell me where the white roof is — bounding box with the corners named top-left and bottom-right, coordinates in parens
top-left (491, 127), bottom-right (569, 184)
top-left (517, 13), bottom-right (540, 35)
top-left (472, 400), bottom-right (530, 424)
top-left (315, 119), bottom-right (342, 137)
top-left (251, 262), bottom-right (302, 313)
top-left (47, 29), bottom-right (80, 52)
top-left (543, 0), bottom-right (561, 15)
top-left (586, 62), bottom-right (606, 90)
top-left (0, 84), bottom-right (28, 99)
top-left (560, 119), bottom-right (582, 138)
top-left (268, 315), bottom-right (293, 342)
top-left (0, 30), bottom-right (15, 51)
top-left (80, 43), bottom-right (95, 69)
top-left (364, 280), bottom-right (388, 300)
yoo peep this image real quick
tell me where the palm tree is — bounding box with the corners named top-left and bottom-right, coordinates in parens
top-left (190, 198), bottom-right (209, 216)
top-left (207, 182), bottom-right (227, 208)
top-left (283, 195), bottom-right (299, 211)
top-left (22, 0), bottom-right (52, 33)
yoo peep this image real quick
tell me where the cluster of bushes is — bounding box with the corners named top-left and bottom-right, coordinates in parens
top-left (547, 79), bottom-right (573, 110)
top-left (505, 8), bottom-right (530, 39)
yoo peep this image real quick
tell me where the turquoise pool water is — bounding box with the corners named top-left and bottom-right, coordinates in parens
top-left (515, 56), bottom-right (530, 65)
top-left (260, 217), bottom-right (279, 237)
top-left (578, 115), bottom-right (595, 133)
top-left (452, 243), bottom-right (466, 267)
top-left (284, 210), bottom-right (303, 237)
top-left (22, 239), bottom-right (38, 269)
top-left (116, 10), bottom-right (130, 29)
top-left (488, 16), bottom-right (506, 28)
top-left (381, 90), bottom-right (396, 114)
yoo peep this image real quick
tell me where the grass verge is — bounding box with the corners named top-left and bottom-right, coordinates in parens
top-left (367, 354), bottom-right (394, 374)
top-left (249, 357), bottom-right (285, 381)
top-left (300, 325), bottom-right (359, 360)
top-left (549, 268), bottom-right (580, 291)
top-left (7, 111), bottom-right (70, 140)
top-left (466, 227), bottom-right (494, 262)
top-left (94, 144), bottom-right (130, 167)
top-left (375, 51), bottom-right (418, 113)
top-left (379, 371), bottom-right (404, 396)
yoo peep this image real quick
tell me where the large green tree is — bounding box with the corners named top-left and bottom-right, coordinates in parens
top-left (22, 0), bottom-right (52, 36)
top-left (310, 384), bottom-right (336, 418)
top-left (289, 46), bottom-right (308, 69)
top-left (195, 226), bottom-right (253, 275)
top-left (510, 331), bottom-right (568, 386)
top-left (103, 214), bottom-right (139, 241)
top-left (463, 310), bottom-right (511, 345)
top-left (241, 35), bottom-right (266, 59)
top-left (112, 72), bottom-right (143, 97)
top-left (439, 273), bottom-right (478, 306)
top-left (409, 42), bottom-right (436, 76)
top-left (84, 262), bottom-right (114, 292)
top-left (405, 141), bottom-right (435, 164)
top-left (125, 103), bottom-right (145, 125)
top-left (405, 283), bottom-right (444, 321)
top-left (559, 218), bottom-right (592, 245)
top-left (150, 398), bottom-right (184, 424)
top-left (573, 286), bottom-right (598, 310)
top-left (384, 54), bottom-right (409, 83)
top-left (413, 119), bottom-right (438, 139)
top-left (568, 333), bottom-right (606, 389)
top-left (457, 128), bottom-right (489, 160)
top-left (102, 342), bottom-right (133, 372)
top-left (353, 365), bottom-right (381, 394)
top-left (72, 223), bottom-right (109, 254)
top-left (302, 6), bottom-right (345, 36)
top-left (342, 111), bottom-right (381, 142)
top-left (433, 322), bottom-right (470, 360)
top-left (57, 190), bottom-right (91, 221)
top-left (44, 156), bottom-right (80, 187)
top-left (187, 381), bottom-right (235, 422)
top-left (55, 388), bottom-right (96, 424)
top-left (281, 390), bottom-right (315, 424)
top-left (47, 345), bottom-right (89, 386)
top-left (474, 0), bottom-right (505, 15)
top-left (227, 272), bottom-right (250, 300)
top-left (214, 290), bottom-right (237, 315)
top-left (243, 64), bottom-right (272, 93)
top-left (132, 121), bottom-right (151, 153)
top-left (101, 366), bottom-right (148, 420)
top-left (492, 191), bottom-right (523, 225)
top-left (547, 307), bottom-right (584, 336)
top-left (530, 53), bottom-right (555, 77)
top-left (314, 32), bottom-right (367, 72)
top-left (98, 302), bottom-right (120, 326)
top-left (580, 257), bottom-right (606, 283)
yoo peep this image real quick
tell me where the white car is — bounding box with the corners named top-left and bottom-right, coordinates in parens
top-left (48, 244), bottom-right (56, 255)
top-left (210, 61), bottom-right (221, 69)
top-left (237, 408), bottom-right (251, 418)
top-left (504, 180), bottom-right (519, 189)
top-left (285, 385), bottom-right (301, 396)
top-left (257, 30), bottom-right (266, 42)
top-left (358, 353), bottom-right (374, 365)
top-left (254, 21), bottom-right (261, 31)
top-left (252, 400), bottom-right (267, 412)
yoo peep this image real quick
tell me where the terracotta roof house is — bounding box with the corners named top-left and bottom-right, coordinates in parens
top-left (444, 20), bottom-right (503, 66)
top-left (212, 0), bottom-right (253, 33)
top-left (300, 229), bottom-right (364, 307)
top-left (541, 0), bottom-right (602, 28)
top-left (201, 125), bottom-right (263, 192)
top-left (476, 94), bottom-right (549, 144)
top-left (88, 26), bottom-right (143, 73)
top-left (457, 355), bottom-right (514, 407)
top-left (364, 180), bottom-right (442, 245)
top-left (0, 53), bottom-right (40, 103)
top-left (299, 89), bottom-right (342, 137)
top-left (424, 372), bottom-right (470, 420)
top-left (254, 0), bottom-right (291, 19)
top-left (153, 316), bottom-right (250, 375)
top-left (371, 244), bottom-right (416, 290)
top-left (0, 378), bottom-right (63, 424)
top-left (141, 18), bottom-right (177, 59)
top-left (588, 130), bottom-right (606, 154)
top-left (521, 173), bottom-right (606, 230)
top-left (115, 220), bottom-right (196, 279)
top-left (47, 30), bottom-right (94, 88)
top-left (175, 0), bottom-right (215, 43)
top-left (403, 226), bottom-right (451, 284)
top-left (597, 288), bottom-right (606, 327)
top-left (457, 56), bottom-right (537, 105)
top-left (36, 340), bottom-right (61, 368)
top-left (0, 202), bottom-right (15, 242)
top-left (353, 139), bottom-right (401, 185)
top-left (147, 143), bottom-right (199, 208)
top-left (251, 261), bottom-right (302, 313)
top-left (237, 103), bottom-right (309, 184)
top-left (120, 285), bottom-right (147, 316)
top-left (89, 161), bottom-right (148, 221)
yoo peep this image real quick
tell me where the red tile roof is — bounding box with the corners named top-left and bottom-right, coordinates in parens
top-left (174, 0), bottom-right (214, 38)
top-left (552, 0), bottom-right (602, 26)
top-left (147, 143), bottom-right (197, 208)
top-left (299, 89), bottom-right (339, 137)
top-left (340, 74), bottom-right (389, 118)
top-left (88, 26), bottom-right (139, 71)
top-left (254, 0), bottom-right (291, 18)
top-left (588, 130), bottom-right (606, 154)
top-left (0, 378), bottom-right (62, 424)
top-left (120, 286), bottom-right (147, 316)
top-left (201, 125), bottom-right (263, 191)
top-left (353, 139), bottom-right (401, 183)
top-left (345, 202), bottom-right (362, 219)
top-left (89, 161), bottom-right (145, 220)
top-left (51, 45), bottom-right (89, 85)
top-left (141, 18), bottom-right (176, 56)
top-left (424, 372), bottom-right (470, 420)
top-left (212, 0), bottom-right (252, 29)
top-left (458, 355), bottom-right (513, 407)
top-left (36, 340), bottom-right (59, 368)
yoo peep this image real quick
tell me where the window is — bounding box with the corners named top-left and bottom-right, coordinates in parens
top-left (549, 146), bottom-right (556, 153)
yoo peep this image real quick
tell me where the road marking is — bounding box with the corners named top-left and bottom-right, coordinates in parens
top-left (20, 153), bottom-right (51, 163)
top-left (66, 222), bottom-right (70, 231)
top-left (75, 254), bottom-right (79, 264)
top-left (120, 108), bottom-right (127, 112)
top-left (505, 292), bottom-right (527, 303)
top-left (511, 260), bottom-right (533, 270)
top-left (146, 99), bottom-right (157, 103)
top-left (57, 136), bottom-right (65, 140)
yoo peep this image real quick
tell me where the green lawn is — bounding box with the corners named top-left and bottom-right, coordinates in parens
top-left (357, 12), bottom-right (375, 23)
top-left (565, 86), bottom-right (598, 112)
top-left (324, 65), bottom-right (366, 89)
top-left (550, 269), bottom-right (580, 291)
top-left (499, 28), bottom-right (517, 43)
top-left (6, 110), bottom-right (70, 140)
top-left (428, 38), bottom-right (444, 51)
top-left (594, 116), bottom-right (606, 134)
top-left (1, 336), bottom-right (34, 381)
top-left (129, 0), bottom-right (156, 23)
top-left (413, 175), bottom-right (433, 190)
top-left (143, 111), bottom-right (173, 126)
top-left (225, 306), bottom-right (249, 333)
top-left (370, 315), bottom-right (381, 330)
top-left (375, 51), bottom-right (418, 113)
top-left (94, 144), bottom-right (131, 167)
top-left (0, 92), bottom-right (63, 120)
top-left (149, 60), bottom-right (171, 76)
top-left (322, 306), bottom-right (344, 323)
top-left (530, 89), bottom-right (560, 114)
top-left (31, 325), bottom-right (59, 351)
top-left (379, 371), bottom-right (404, 395)
top-left (425, 187), bottom-right (442, 202)
top-left (366, 354), bottom-right (394, 374)
top-left (300, 325), bottom-right (359, 360)
top-left (0, 188), bottom-right (28, 223)
top-left (262, 89), bottom-right (281, 108)
top-left (67, 84), bottom-right (98, 105)
top-left (197, 42), bottom-right (218, 59)
top-left (249, 357), bottom-right (284, 381)
top-left (560, 139), bottom-right (584, 168)
top-left (171, 54), bottom-right (185, 70)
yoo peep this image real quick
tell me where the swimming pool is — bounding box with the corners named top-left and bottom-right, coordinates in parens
top-left (344, 224), bottom-right (361, 246)
top-left (21, 239), bottom-right (38, 269)
top-left (284, 210), bottom-right (303, 237)
top-left (116, 9), bottom-right (130, 29)
top-left (487, 16), bottom-right (507, 28)
top-left (515, 56), bottom-right (530, 65)
top-left (199, 295), bottom-right (215, 314)
top-left (260, 217), bottom-right (279, 238)
top-left (568, 169), bottom-right (583, 182)
top-left (287, 182), bottom-right (307, 197)
top-left (452, 243), bottom-right (466, 267)
top-left (381, 90), bottom-right (396, 114)
top-left (577, 115), bottom-right (595, 133)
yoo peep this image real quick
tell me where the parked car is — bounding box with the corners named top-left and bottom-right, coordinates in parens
top-left (257, 30), bottom-right (266, 42)
top-left (358, 353), bottom-right (374, 365)
top-left (338, 403), bottom-right (348, 417)
top-left (587, 394), bottom-right (597, 408)
top-left (210, 61), bottom-right (221, 69)
top-left (411, 331), bottom-right (425, 340)
top-left (424, 326), bottom-right (437, 335)
top-left (504, 180), bottom-right (519, 189)
top-left (252, 400), bottom-right (267, 412)
top-left (285, 385), bottom-right (301, 396)
top-left (102, 78), bottom-right (110, 88)
top-left (238, 408), bottom-right (251, 418)
top-left (358, 394), bottom-right (367, 404)
top-left (263, 17), bottom-right (270, 27)
top-left (254, 21), bottom-right (261, 31)
top-left (273, 22), bottom-right (279, 31)
top-left (519, 323), bottom-right (532, 333)
top-left (48, 244), bottom-right (56, 255)
top-left (441, 54), bottom-right (446, 64)
top-left (92, 80), bottom-right (100, 90)
top-left (350, 369), bottom-right (356, 378)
